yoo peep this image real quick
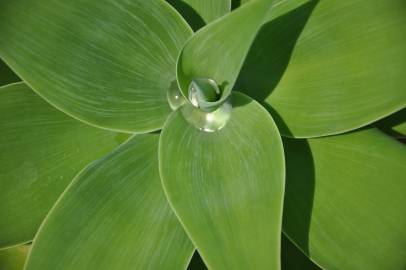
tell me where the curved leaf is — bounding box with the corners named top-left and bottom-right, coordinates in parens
top-left (0, 245), bottom-right (30, 270)
top-left (25, 135), bottom-right (194, 270)
top-left (177, 0), bottom-right (272, 100)
top-left (283, 128), bottom-right (406, 270)
top-left (0, 0), bottom-right (192, 133)
top-left (238, 0), bottom-right (406, 138)
top-left (159, 92), bottom-right (285, 269)
top-left (0, 83), bottom-right (127, 249)
top-left (167, 0), bottom-right (231, 31)
top-left (0, 58), bottom-right (19, 86)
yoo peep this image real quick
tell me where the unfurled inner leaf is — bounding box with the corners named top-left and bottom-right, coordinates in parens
top-left (177, 0), bottom-right (273, 102)
top-left (25, 135), bottom-right (194, 270)
top-left (0, 0), bottom-right (192, 133)
top-left (283, 128), bottom-right (406, 270)
top-left (0, 83), bottom-right (127, 249)
top-left (159, 92), bottom-right (285, 269)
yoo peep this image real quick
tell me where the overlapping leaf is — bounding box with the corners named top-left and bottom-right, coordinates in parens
top-left (237, 0), bottom-right (406, 137)
top-left (177, 0), bottom-right (272, 101)
top-left (25, 135), bottom-right (194, 270)
top-left (0, 0), bottom-right (192, 132)
top-left (283, 128), bottom-right (406, 269)
top-left (160, 92), bottom-right (285, 269)
top-left (0, 83), bottom-right (127, 248)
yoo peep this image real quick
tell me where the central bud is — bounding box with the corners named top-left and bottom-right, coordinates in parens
top-left (188, 78), bottom-right (222, 112)
top-left (182, 78), bottom-right (231, 132)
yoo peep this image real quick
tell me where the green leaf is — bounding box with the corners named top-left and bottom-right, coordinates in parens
top-left (159, 92), bottom-right (285, 269)
top-left (283, 128), bottom-right (406, 270)
top-left (0, 83), bottom-right (127, 249)
top-left (176, 0), bottom-right (272, 101)
top-left (25, 135), bottom-right (194, 270)
top-left (237, 0), bottom-right (406, 138)
top-left (0, 245), bottom-right (30, 270)
top-left (0, 58), bottom-right (19, 86)
top-left (0, 0), bottom-right (192, 133)
top-left (167, 0), bottom-right (231, 31)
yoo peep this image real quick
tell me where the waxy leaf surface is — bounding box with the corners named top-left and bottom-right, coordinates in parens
top-left (0, 0), bottom-right (192, 132)
top-left (0, 83), bottom-right (127, 248)
top-left (283, 128), bottom-right (406, 270)
top-left (238, 0), bottom-right (406, 137)
top-left (177, 0), bottom-right (272, 101)
top-left (160, 92), bottom-right (285, 269)
top-left (25, 135), bottom-right (194, 270)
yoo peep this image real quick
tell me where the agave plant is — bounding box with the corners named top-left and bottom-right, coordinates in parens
top-left (0, 0), bottom-right (405, 269)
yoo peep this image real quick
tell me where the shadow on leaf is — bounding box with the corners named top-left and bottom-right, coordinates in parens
top-left (282, 137), bottom-right (315, 255)
top-left (166, 0), bottom-right (206, 31)
top-left (235, 0), bottom-right (319, 102)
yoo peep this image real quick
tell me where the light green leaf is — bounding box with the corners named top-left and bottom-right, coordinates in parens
top-left (0, 58), bottom-right (19, 86)
top-left (376, 108), bottom-right (406, 137)
top-left (237, 0), bottom-right (406, 138)
top-left (0, 245), bottom-right (30, 270)
top-left (0, 0), bottom-right (192, 133)
top-left (159, 92), bottom-right (285, 269)
top-left (177, 0), bottom-right (272, 101)
top-left (167, 0), bottom-right (231, 31)
top-left (0, 83), bottom-right (127, 249)
top-left (283, 128), bottom-right (406, 270)
top-left (25, 135), bottom-right (194, 270)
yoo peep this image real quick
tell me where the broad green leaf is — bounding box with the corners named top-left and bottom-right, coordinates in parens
top-left (0, 0), bottom-right (192, 133)
top-left (376, 108), bottom-right (406, 137)
top-left (281, 235), bottom-right (321, 270)
top-left (0, 58), bottom-right (19, 86)
top-left (159, 92), bottom-right (285, 269)
top-left (176, 0), bottom-right (272, 101)
top-left (0, 245), bottom-right (30, 270)
top-left (237, 0), bottom-right (406, 138)
top-left (167, 0), bottom-right (231, 31)
top-left (283, 128), bottom-right (406, 270)
top-left (0, 83), bottom-right (127, 249)
top-left (25, 135), bottom-right (194, 270)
